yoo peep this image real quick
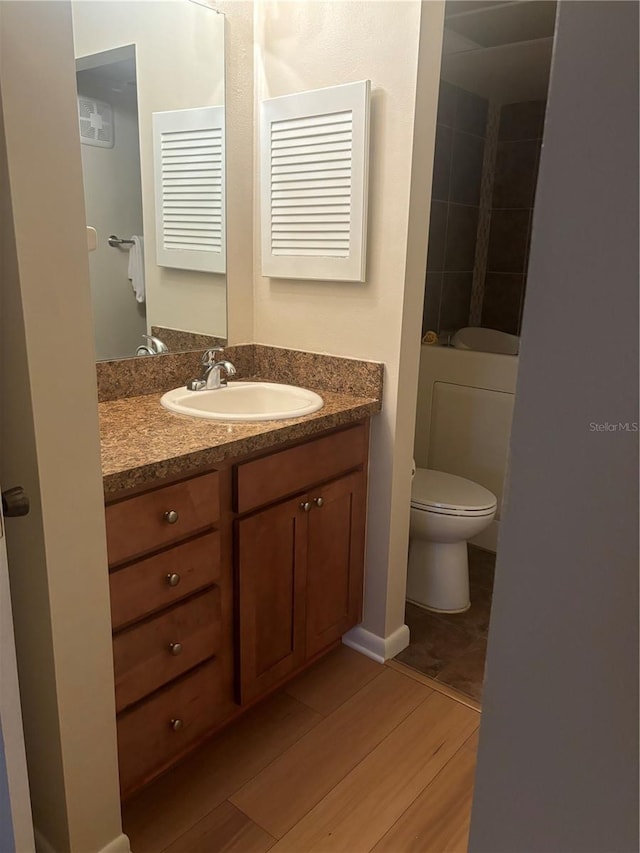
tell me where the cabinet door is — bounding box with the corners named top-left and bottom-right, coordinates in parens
top-left (306, 471), bottom-right (366, 658)
top-left (237, 495), bottom-right (308, 703)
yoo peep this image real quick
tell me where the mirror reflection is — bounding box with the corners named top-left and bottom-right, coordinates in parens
top-left (72, 0), bottom-right (227, 361)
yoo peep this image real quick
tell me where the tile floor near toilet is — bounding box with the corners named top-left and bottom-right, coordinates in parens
top-left (395, 546), bottom-right (495, 703)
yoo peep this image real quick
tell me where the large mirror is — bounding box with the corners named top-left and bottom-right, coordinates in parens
top-left (71, 0), bottom-right (226, 361)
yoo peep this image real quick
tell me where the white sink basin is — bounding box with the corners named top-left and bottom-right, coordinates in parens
top-left (160, 381), bottom-right (324, 422)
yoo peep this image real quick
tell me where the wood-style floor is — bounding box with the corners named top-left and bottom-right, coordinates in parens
top-left (123, 646), bottom-right (480, 853)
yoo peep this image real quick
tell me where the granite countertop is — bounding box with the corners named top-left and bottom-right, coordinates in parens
top-left (100, 386), bottom-right (381, 495)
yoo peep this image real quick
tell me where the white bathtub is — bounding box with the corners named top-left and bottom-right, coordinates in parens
top-left (413, 343), bottom-right (519, 552)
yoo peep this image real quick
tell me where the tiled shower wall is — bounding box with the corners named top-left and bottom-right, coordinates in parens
top-left (423, 87), bottom-right (546, 338)
top-left (481, 101), bottom-right (546, 334)
top-left (422, 81), bottom-right (488, 337)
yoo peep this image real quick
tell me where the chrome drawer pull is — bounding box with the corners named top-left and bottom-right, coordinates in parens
top-left (166, 573), bottom-right (181, 587)
top-left (169, 642), bottom-right (183, 656)
top-left (164, 510), bottom-right (179, 524)
top-left (169, 718), bottom-right (183, 731)
top-left (313, 497), bottom-right (324, 508)
top-left (300, 501), bottom-right (311, 512)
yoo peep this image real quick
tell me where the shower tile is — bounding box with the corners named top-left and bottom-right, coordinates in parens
top-left (492, 140), bottom-right (541, 209)
top-left (498, 100), bottom-right (546, 141)
top-left (439, 272), bottom-right (473, 332)
top-left (481, 273), bottom-right (524, 334)
top-left (432, 125), bottom-right (453, 202)
top-left (437, 80), bottom-right (458, 127)
top-left (486, 209), bottom-right (530, 273)
top-left (426, 201), bottom-right (448, 272)
top-left (450, 132), bottom-right (485, 206)
top-left (455, 88), bottom-right (488, 137)
top-left (423, 272), bottom-right (443, 335)
top-left (444, 204), bottom-right (479, 271)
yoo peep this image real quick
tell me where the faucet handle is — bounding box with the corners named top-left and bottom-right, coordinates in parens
top-left (140, 334), bottom-right (168, 354)
top-left (202, 346), bottom-right (224, 366)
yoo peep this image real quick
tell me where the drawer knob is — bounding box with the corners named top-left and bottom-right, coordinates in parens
top-left (169, 718), bottom-right (183, 732)
top-left (313, 497), bottom-right (324, 508)
top-left (300, 501), bottom-right (311, 513)
top-left (169, 642), bottom-right (183, 656)
top-left (166, 572), bottom-right (181, 587)
top-left (164, 510), bottom-right (179, 524)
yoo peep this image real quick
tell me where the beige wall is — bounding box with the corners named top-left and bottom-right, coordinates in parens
top-left (250, 0), bottom-right (444, 645)
top-left (0, 3), bottom-right (125, 851)
top-left (72, 0), bottom-right (227, 340)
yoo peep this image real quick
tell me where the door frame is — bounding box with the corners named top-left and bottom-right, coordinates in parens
top-left (0, 505), bottom-right (35, 852)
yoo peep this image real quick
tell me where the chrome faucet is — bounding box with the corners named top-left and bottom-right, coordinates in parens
top-left (187, 348), bottom-right (237, 391)
top-left (205, 359), bottom-right (237, 389)
top-left (136, 335), bottom-right (169, 356)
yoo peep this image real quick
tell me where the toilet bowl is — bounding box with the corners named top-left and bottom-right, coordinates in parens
top-left (408, 468), bottom-right (497, 613)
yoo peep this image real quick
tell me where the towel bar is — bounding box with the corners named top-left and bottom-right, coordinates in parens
top-left (108, 234), bottom-right (134, 248)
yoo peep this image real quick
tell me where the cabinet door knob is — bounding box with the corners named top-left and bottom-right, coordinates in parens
top-left (169, 642), bottom-right (183, 656)
top-left (300, 501), bottom-right (311, 513)
top-left (313, 497), bottom-right (324, 508)
top-left (164, 510), bottom-right (179, 524)
top-left (169, 718), bottom-right (183, 731)
top-left (166, 573), bottom-right (181, 587)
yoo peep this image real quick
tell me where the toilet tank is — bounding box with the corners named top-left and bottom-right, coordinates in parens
top-left (414, 344), bottom-right (519, 550)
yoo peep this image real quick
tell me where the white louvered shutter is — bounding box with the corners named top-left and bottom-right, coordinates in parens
top-left (260, 81), bottom-right (370, 281)
top-left (153, 106), bottom-right (226, 274)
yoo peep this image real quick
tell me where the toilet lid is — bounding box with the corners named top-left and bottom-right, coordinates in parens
top-left (411, 468), bottom-right (497, 514)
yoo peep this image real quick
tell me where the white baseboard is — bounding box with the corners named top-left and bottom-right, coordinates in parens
top-left (99, 833), bottom-right (131, 853)
top-left (35, 829), bottom-right (130, 853)
top-left (342, 623), bottom-right (410, 663)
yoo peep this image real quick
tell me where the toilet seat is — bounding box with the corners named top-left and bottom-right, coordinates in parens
top-left (411, 468), bottom-right (497, 517)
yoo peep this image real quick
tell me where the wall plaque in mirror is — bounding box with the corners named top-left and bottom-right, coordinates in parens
top-left (72, 0), bottom-right (227, 362)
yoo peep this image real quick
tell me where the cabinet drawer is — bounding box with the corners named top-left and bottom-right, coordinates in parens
top-left (117, 659), bottom-right (225, 798)
top-left (109, 532), bottom-right (220, 630)
top-left (106, 471), bottom-right (220, 566)
top-left (236, 424), bottom-right (367, 514)
top-left (113, 588), bottom-right (221, 713)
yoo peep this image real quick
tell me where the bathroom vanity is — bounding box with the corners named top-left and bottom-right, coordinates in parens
top-left (99, 350), bottom-right (381, 799)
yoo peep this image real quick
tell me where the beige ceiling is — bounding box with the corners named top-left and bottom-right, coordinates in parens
top-left (441, 0), bottom-right (557, 104)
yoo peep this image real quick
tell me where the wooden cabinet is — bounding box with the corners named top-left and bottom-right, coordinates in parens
top-left (237, 496), bottom-right (308, 703)
top-left (106, 470), bottom-right (235, 799)
top-left (106, 420), bottom-right (370, 797)
top-left (116, 659), bottom-right (225, 797)
top-left (236, 424), bottom-right (369, 704)
top-left (305, 471), bottom-right (366, 659)
top-left (106, 471), bottom-right (220, 566)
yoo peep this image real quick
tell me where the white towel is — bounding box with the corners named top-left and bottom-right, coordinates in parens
top-left (127, 235), bottom-right (145, 303)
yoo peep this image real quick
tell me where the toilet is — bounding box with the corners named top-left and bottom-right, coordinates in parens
top-left (408, 466), bottom-right (497, 613)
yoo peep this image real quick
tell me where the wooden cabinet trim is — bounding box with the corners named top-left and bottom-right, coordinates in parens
top-left (116, 658), bottom-right (233, 798)
top-left (106, 470), bottom-right (221, 567)
top-left (236, 494), bottom-right (309, 704)
top-left (235, 423), bottom-right (367, 515)
top-left (113, 588), bottom-right (222, 713)
top-left (109, 530), bottom-right (221, 630)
